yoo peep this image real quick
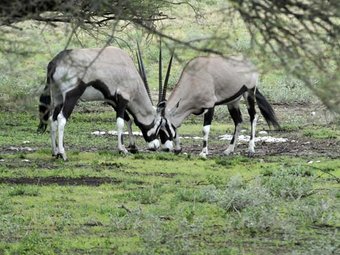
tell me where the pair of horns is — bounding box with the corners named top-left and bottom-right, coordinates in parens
top-left (136, 41), bottom-right (174, 105)
top-left (158, 40), bottom-right (174, 104)
top-left (136, 42), bottom-right (153, 104)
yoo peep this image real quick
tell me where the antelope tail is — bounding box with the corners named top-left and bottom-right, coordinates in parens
top-left (37, 61), bottom-right (54, 133)
top-left (255, 89), bottom-right (280, 129)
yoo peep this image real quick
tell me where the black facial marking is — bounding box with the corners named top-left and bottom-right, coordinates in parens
top-left (133, 117), bottom-right (158, 142)
top-left (159, 129), bottom-right (169, 144)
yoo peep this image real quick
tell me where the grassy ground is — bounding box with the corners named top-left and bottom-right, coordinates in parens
top-left (0, 103), bottom-right (339, 255)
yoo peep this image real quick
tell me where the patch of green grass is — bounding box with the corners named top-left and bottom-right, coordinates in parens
top-left (1, 108), bottom-right (340, 254)
top-left (303, 127), bottom-right (340, 139)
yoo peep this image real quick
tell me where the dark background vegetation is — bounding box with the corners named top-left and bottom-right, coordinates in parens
top-left (0, 0), bottom-right (339, 113)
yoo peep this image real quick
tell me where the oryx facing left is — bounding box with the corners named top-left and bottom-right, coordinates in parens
top-left (158, 54), bottom-right (280, 157)
top-left (38, 46), bottom-right (162, 160)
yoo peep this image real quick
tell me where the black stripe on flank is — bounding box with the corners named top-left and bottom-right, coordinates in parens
top-left (216, 85), bottom-right (247, 105)
top-left (90, 80), bottom-right (114, 100)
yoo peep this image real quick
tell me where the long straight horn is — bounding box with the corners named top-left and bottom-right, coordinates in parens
top-left (137, 42), bottom-right (153, 104)
top-left (136, 51), bottom-right (143, 78)
top-left (158, 40), bottom-right (163, 104)
top-left (162, 50), bottom-right (174, 102)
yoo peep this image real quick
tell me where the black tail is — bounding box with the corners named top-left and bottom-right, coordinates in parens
top-left (37, 85), bottom-right (51, 133)
top-left (255, 89), bottom-right (280, 129)
top-left (37, 61), bottom-right (54, 133)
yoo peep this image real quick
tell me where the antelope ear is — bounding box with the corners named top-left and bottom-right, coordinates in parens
top-left (157, 101), bottom-right (167, 117)
top-left (157, 101), bottom-right (167, 112)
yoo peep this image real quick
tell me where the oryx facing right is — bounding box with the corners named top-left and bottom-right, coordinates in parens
top-left (158, 54), bottom-right (280, 157)
top-left (38, 46), bottom-right (164, 161)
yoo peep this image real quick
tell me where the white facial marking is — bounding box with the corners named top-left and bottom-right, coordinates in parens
top-left (162, 140), bottom-right (173, 151)
top-left (147, 118), bottom-right (161, 137)
top-left (148, 139), bottom-right (160, 150)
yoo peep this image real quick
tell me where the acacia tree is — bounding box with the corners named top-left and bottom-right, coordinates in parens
top-left (1, 0), bottom-right (339, 113)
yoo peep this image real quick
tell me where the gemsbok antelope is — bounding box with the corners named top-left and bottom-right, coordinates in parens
top-left (37, 46), bottom-right (163, 160)
top-left (157, 54), bottom-right (280, 157)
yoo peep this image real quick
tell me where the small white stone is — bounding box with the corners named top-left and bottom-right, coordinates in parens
top-left (108, 130), bottom-right (117, 135)
top-left (23, 141), bottom-right (30, 144)
top-left (258, 131), bottom-right (268, 135)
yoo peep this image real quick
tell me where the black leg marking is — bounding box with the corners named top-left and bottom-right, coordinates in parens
top-left (201, 107), bottom-right (214, 156)
top-left (228, 105), bottom-right (242, 145)
top-left (52, 104), bottom-right (63, 121)
top-left (246, 90), bottom-right (256, 140)
top-left (116, 94), bottom-right (128, 119)
top-left (203, 107), bottom-right (215, 126)
top-left (246, 89), bottom-right (257, 157)
top-left (116, 94), bottom-right (129, 153)
top-left (62, 81), bottom-right (87, 119)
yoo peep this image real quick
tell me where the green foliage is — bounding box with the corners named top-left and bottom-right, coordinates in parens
top-left (1, 1), bottom-right (331, 112)
top-left (303, 127), bottom-right (340, 139)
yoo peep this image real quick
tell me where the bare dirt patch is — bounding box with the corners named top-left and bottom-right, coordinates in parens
top-left (180, 134), bottom-right (339, 158)
top-left (0, 176), bottom-right (121, 186)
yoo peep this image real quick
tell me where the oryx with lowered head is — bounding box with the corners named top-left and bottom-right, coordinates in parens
top-left (158, 54), bottom-right (280, 157)
top-left (38, 46), bottom-right (162, 160)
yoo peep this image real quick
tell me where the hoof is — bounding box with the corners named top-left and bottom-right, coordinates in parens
top-left (247, 151), bottom-right (255, 158)
top-left (147, 147), bottom-right (157, 152)
top-left (128, 145), bottom-right (138, 154)
top-left (119, 150), bottom-right (129, 155)
top-left (223, 151), bottom-right (234, 156)
top-left (199, 153), bottom-right (207, 159)
top-left (174, 148), bottom-right (182, 155)
top-left (56, 153), bottom-right (67, 161)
